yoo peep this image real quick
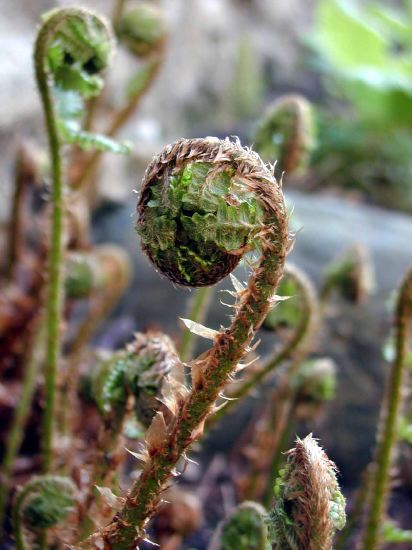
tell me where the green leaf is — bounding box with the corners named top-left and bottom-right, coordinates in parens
top-left (58, 120), bottom-right (132, 154)
top-left (313, 0), bottom-right (387, 69)
top-left (54, 88), bottom-right (84, 120)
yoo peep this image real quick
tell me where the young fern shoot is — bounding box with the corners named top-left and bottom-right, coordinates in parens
top-left (72, 2), bottom-right (167, 190)
top-left (208, 501), bottom-right (270, 550)
top-left (12, 475), bottom-right (76, 550)
top-left (269, 434), bottom-right (346, 550)
top-left (85, 136), bottom-right (289, 548)
top-left (33, 7), bottom-right (113, 472)
top-left (254, 94), bottom-right (316, 175)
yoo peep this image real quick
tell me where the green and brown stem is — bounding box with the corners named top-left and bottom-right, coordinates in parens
top-left (360, 267), bottom-right (412, 550)
top-left (35, 5), bottom-right (112, 473)
top-left (85, 138), bottom-right (289, 548)
top-left (34, 10), bottom-right (70, 472)
top-left (213, 263), bottom-right (320, 424)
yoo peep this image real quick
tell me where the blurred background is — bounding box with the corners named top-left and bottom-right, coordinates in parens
top-left (1, 0), bottom-right (412, 547)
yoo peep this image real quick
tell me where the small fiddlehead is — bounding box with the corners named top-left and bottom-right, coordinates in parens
top-left (12, 475), bottom-right (76, 550)
top-left (80, 331), bottom-right (182, 529)
top-left (71, 2), bottom-right (167, 190)
top-left (321, 244), bottom-right (374, 305)
top-left (64, 251), bottom-right (102, 299)
top-left (254, 94), bottom-right (316, 175)
top-left (115, 3), bottom-right (166, 58)
top-left (85, 136), bottom-right (289, 548)
top-left (64, 245), bottom-right (131, 300)
top-left (360, 267), bottom-right (412, 550)
top-left (269, 434), bottom-right (346, 550)
top-left (292, 357), bottom-right (337, 419)
top-left (209, 501), bottom-right (270, 550)
top-left (34, 7), bottom-right (113, 472)
top-left (91, 331), bottom-right (182, 429)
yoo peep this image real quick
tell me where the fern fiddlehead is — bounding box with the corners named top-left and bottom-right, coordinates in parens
top-left (321, 244), bottom-right (374, 306)
top-left (269, 434), bottom-right (346, 550)
top-left (12, 475), bottom-right (76, 550)
top-left (254, 94), bottom-right (316, 175)
top-left (84, 136), bottom-right (289, 548)
top-left (209, 501), bottom-right (271, 550)
top-left (79, 330), bottom-right (182, 532)
top-left (115, 3), bottom-right (166, 59)
top-left (33, 7), bottom-right (113, 471)
top-left (71, 1), bottom-right (166, 190)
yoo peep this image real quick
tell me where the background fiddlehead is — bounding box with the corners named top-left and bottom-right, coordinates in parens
top-left (208, 501), bottom-right (270, 550)
top-left (254, 94), bottom-right (316, 175)
top-left (269, 434), bottom-right (346, 550)
top-left (79, 330), bottom-right (182, 535)
top-left (12, 475), bottom-right (76, 550)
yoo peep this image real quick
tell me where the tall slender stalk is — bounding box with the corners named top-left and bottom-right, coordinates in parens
top-left (361, 267), bottom-right (412, 550)
top-left (34, 12), bottom-right (67, 472)
top-left (34, 7), bottom-right (113, 472)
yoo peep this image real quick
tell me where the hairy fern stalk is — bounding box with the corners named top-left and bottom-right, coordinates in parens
top-left (84, 136), bottom-right (289, 548)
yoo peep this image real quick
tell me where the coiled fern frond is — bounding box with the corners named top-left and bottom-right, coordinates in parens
top-left (269, 434), bottom-right (346, 550)
top-left (12, 475), bottom-right (76, 550)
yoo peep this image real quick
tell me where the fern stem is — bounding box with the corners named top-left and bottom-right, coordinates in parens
top-left (213, 264), bottom-right (319, 424)
top-left (34, 8), bottom-right (112, 471)
top-left (84, 138), bottom-right (289, 548)
top-left (179, 287), bottom-right (214, 362)
top-left (34, 12), bottom-right (68, 473)
top-left (361, 268), bottom-right (412, 550)
top-left (112, 0), bottom-right (127, 28)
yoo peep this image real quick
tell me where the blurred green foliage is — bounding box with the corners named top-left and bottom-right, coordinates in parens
top-left (310, 0), bottom-right (412, 212)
